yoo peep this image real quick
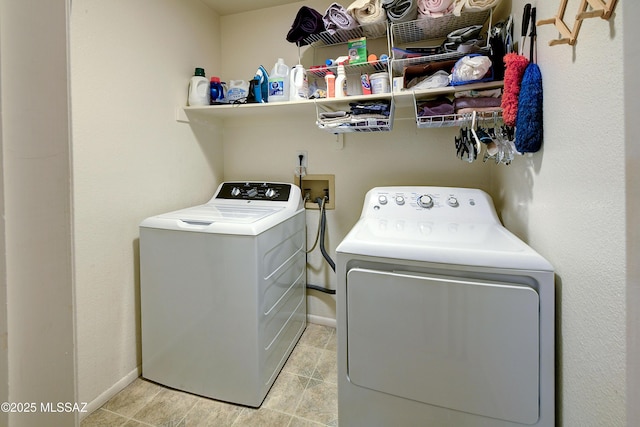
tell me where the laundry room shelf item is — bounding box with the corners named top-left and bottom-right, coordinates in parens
top-left (302, 21), bottom-right (388, 48)
top-left (406, 80), bottom-right (504, 128)
top-left (179, 81), bottom-right (504, 133)
top-left (389, 10), bottom-right (492, 74)
top-left (390, 9), bottom-right (491, 45)
top-left (415, 109), bottom-right (503, 129)
top-left (315, 95), bottom-right (394, 133)
top-left (537, 0), bottom-right (619, 46)
top-left (307, 60), bottom-right (389, 81)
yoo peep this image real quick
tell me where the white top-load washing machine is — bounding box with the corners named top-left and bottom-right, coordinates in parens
top-left (140, 182), bottom-right (306, 407)
top-left (336, 186), bottom-right (554, 427)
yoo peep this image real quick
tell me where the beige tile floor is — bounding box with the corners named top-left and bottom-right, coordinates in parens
top-left (81, 324), bottom-right (337, 427)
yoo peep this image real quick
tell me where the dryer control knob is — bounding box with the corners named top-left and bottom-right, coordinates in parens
top-left (417, 194), bottom-right (434, 209)
top-left (395, 195), bottom-right (405, 205)
top-left (231, 187), bottom-right (241, 197)
top-left (265, 188), bottom-right (277, 199)
top-left (447, 197), bottom-right (459, 207)
top-left (378, 195), bottom-right (388, 205)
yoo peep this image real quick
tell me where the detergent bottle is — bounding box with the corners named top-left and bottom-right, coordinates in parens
top-left (325, 71), bottom-right (336, 98)
top-left (334, 63), bottom-right (347, 98)
top-left (188, 67), bottom-right (209, 106)
top-left (209, 76), bottom-right (224, 104)
top-left (268, 58), bottom-right (290, 102)
top-left (289, 64), bottom-right (309, 101)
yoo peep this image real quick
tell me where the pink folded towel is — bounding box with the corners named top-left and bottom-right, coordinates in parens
top-left (418, 0), bottom-right (454, 17)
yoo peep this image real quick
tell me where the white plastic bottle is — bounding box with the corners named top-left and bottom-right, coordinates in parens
top-left (268, 58), bottom-right (290, 102)
top-left (290, 64), bottom-right (309, 100)
top-left (325, 71), bottom-right (336, 98)
top-left (188, 67), bottom-right (210, 106)
top-left (334, 63), bottom-right (347, 98)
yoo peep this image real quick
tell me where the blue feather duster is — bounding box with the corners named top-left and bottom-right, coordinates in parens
top-left (515, 63), bottom-right (543, 153)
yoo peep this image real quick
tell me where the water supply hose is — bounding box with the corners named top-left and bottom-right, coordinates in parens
top-left (316, 197), bottom-right (336, 273)
top-left (305, 196), bottom-right (336, 295)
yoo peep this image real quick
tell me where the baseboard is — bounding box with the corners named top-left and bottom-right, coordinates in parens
top-left (81, 367), bottom-right (140, 420)
top-left (307, 314), bottom-right (336, 328)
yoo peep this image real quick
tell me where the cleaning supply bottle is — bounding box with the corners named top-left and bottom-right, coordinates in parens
top-left (188, 67), bottom-right (209, 106)
top-left (325, 71), bottom-right (335, 98)
top-left (335, 63), bottom-right (347, 98)
top-left (209, 76), bottom-right (224, 104)
top-left (290, 64), bottom-right (309, 101)
top-left (268, 58), bottom-right (290, 102)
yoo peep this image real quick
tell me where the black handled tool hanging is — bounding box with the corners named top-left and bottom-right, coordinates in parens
top-left (515, 7), bottom-right (543, 153)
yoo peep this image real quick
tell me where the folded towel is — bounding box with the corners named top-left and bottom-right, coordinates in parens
top-left (453, 0), bottom-right (502, 16)
top-left (417, 97), bottom-right (454, 116)
top-left (383, 0), bottom-right (418, 23)
top-left (323, 3), bottom-right (359, 34)
top-left (454, 88), bottom-right (502, 98)
top-left (453, 96), bottom-right (502, 111)
top-left (286, 6), bottom-right (326, 46)
top-left (347, 0), bottom-right (387, 26)
top-left (455, 106), bottom-right (502, 114)
top-left (417, 0), bottom-right (454, 17)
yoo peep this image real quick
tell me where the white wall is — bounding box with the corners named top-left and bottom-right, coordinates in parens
top-left (624, 1), bottom-right (640, 424)
top-left (497, 1), bottom-right (627, 425)
top-left (1, 0), bottom-right (77, 425)
top-left (70, 0), bottom-right (224, 409)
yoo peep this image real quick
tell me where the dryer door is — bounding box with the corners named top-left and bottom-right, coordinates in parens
top-left (346, 268), bottom-right (540, 425)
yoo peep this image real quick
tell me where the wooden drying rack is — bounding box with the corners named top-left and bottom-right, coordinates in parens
top-left (536, 0), bottom-right (619, 46)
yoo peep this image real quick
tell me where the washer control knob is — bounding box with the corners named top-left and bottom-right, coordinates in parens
top-left (417, 194), bottom-right (434, 209)
top-left (447, 196), bottom-right (459, 207)
top-left (395, 195), bottom-right (405, 205)
top-left (231, 187), bottom-right (241, 197)
top-left (378, 195), bottom-right (388, 205)
top-left (246, 188), bottom-right (258, 198)
top-left (265, 188), bottom-right (277, 199)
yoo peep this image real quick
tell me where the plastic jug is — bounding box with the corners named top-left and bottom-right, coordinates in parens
top-left (334, 64), bottom-right (347, 98)
top-left (226, 80), bottom-right (249, 103)
top-left (188, 67), bottom-right (209, 106)
top-left (290, 65), bottom-right (308, 100)
top-left (268, 58), bottom-right (290, 102)
top-left (325, 71), bottom-right (335, 98)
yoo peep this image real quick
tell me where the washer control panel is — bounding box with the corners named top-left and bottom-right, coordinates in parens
top-left (215, 182), bottom-right (292, 202)
top-left (363, 186), bottom-right (498, 223)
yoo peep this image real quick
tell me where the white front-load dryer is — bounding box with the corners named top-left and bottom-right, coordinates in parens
top-left (336, 186), bottom-right (554, 427)
top-left (140, 182), bottom-right (306, 407)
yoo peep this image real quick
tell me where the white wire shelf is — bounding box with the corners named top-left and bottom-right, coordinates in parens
top-left (390, 10), bottom-right (491, 45)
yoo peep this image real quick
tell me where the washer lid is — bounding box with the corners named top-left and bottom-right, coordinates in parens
top-left (158, 204), bottom-right (283, 224)
top-left (139, 204), bottom-right (297, 235)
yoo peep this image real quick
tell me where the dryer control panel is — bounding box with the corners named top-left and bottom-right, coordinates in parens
top-left (215, 182), bottom-right (292, 202)
top-left (362, 186), bottom-right (500, 224)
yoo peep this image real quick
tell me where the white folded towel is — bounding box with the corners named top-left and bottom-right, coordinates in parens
top-left (347, 0), bottom-right (387, 25)
top-left (453, 0), bottom-right (501, 16)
